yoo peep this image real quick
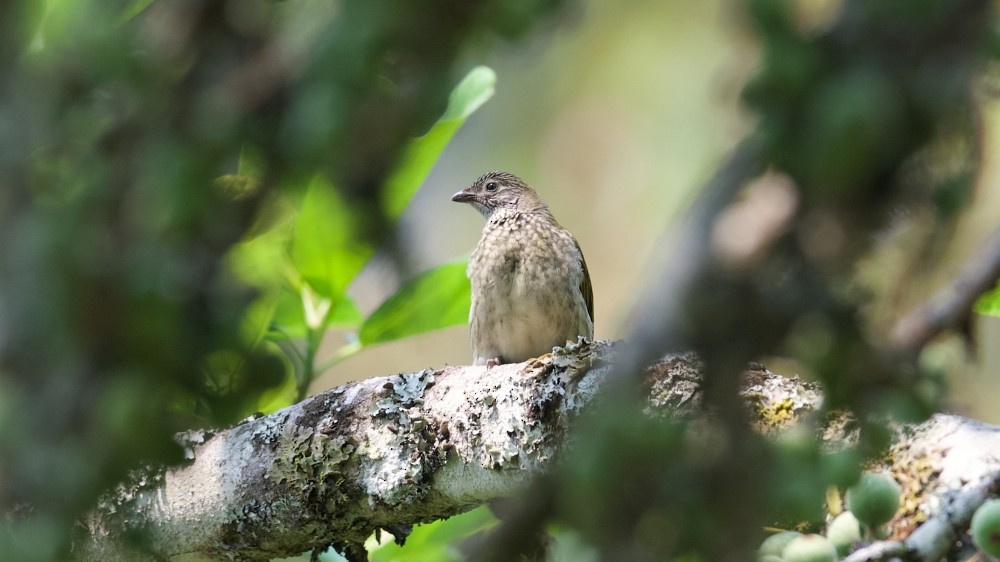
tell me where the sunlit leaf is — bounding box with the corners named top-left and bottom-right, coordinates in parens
top-left (290, 175), bottom-right (373, 299)
top-left (238, 143), bottom-right (266, 181)
top-left (301, 284), bottom-right (332, 331)
top-left (443, 66), bottom-right (498, 122)
top-left (975, 283), bottom-right (1000, 317)
top-left (254, 342), bottom-right (299, 414)
top-left (359, 260), bottom-right (470, 346)
top-left (381, 66), bottom-right (496, 220)
top-left (368, 506), bottom-right (497, 562)
top-left (200, 345), bottom-right (288, 423)
top-left (228, 218), bottom-right (294, 345)
top-left (119, 0), bottom-right (155, 24)
top-left (229, 197), bottom-right (362, 344)
top-left (270, 289), bottom-right (362, 341)
top-left (241, 292), bottom-right (281, 346)
top-left (229, 216), bottom-right (293, 282)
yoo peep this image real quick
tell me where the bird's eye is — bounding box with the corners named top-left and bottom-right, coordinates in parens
top-left (485, 181), bottom-right (499, 192)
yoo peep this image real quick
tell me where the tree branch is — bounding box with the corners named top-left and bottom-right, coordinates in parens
top-left (76, 340), bottom-right (604, 561)
top-left (845, 421), bottom-right (1000, 562)
top-left (891, 226), bottom-right (1000, 351)
top-left (75, 342), bottom-right (815, 561)
top-left (74, 338), bottom-right (1000, 561)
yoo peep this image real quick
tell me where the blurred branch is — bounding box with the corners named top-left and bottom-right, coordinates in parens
top-left (890, 226), bottom-right (1000, 351)
top-left (612, 137), bottom-right (768, 385)
top-left (497, 0), bottom-right (999, 557)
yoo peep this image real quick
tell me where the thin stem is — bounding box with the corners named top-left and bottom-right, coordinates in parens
top-left (316, 340), bottom-right (363, 374)
top-left (297, 327), bottom-right (324, 402)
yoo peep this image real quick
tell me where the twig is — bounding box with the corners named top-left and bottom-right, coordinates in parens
top-left (615, 136), bottom-right (767, 383)
top-left (891, 226), bottom-right (1000, 351)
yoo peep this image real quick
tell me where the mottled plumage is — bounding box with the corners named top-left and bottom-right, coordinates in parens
top-left (452, 171), bottom-right (594, 366)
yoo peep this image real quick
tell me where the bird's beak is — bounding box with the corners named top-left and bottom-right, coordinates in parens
top-left (451, 189), bottom-right (475, 203)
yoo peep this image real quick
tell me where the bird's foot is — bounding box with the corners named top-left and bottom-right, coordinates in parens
top-left (485, 357), bottom-right (502, 369)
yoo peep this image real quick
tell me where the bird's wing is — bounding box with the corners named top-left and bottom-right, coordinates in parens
top-left (575, 239), bottom-right (595, 324)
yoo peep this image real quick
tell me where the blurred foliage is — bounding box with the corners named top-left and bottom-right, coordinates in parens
top-left (470, 0), bottom-right (1000, 561)
top-left (230, 66), bottom-right (493, 405)
top-left (975, 283), bottom-right (1000, 316)
top-left (738, 0), bottom-right (993, 418)
top-left (0, 0), bottom-right (558, 559)
top-left (358, 260), bottom-right (471, 347)
top-left (368, 506), bottom-right (498, 562)
top-left (543, 2), bottom-right (994, 562)
top-left (1, 0), bottom-right (998, 560)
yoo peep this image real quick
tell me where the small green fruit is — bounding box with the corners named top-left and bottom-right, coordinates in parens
top-left (759, 530), bottom-right (802, 558)
top-left (782, 534), bottom-right (837, 562)
top-left (827, 511), bottom-right (862, 555)
top-left (822, 449), bottom-right (862, 489)
top-left (845, 473), bottom-right (901, 527)
top-left (971, 498), bottom-right (1000, 557)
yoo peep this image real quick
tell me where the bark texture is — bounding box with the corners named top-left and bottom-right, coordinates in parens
top-left (74, 340), bottom-right (1000, 561)
top-left (79, 340), bottom-right (622, 561)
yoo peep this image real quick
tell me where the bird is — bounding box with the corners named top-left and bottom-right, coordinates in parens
top-left (451, 171), bottom-right (594, 366)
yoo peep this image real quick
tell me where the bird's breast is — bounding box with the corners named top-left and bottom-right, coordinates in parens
top-left (466, 214), bottom-right (592, 363)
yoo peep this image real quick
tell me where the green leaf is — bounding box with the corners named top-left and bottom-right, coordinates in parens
top-left (359, 259), bottom-right (470, 346)
top-left (269, 288), bottom-right (362, 341)
top-left (301, 284), bottom-right (332, 331)
top-left (228, 216), bottom-right (294, 345)
top-left (237, 144), bottom-right (265, 181)
top-left (119, 0), bottom-right (155, 24)
top-left (975, 282), bottom-right (1000, 316)
top-left (253, 342), bottom-right (299, 414)
top-left (381, 66), bottom-right (496, 220)
top-left (368, 506), bottom-right (497, 562)
top-left (229, 192), bottom-right (364, 344)
top-left (442, 66), bottom-right (498, 122)
top-left (289, 175), bottom-right (373, 299)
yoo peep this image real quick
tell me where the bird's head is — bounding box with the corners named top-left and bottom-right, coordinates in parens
top-left (451, 171), bottom-right (546, 220)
